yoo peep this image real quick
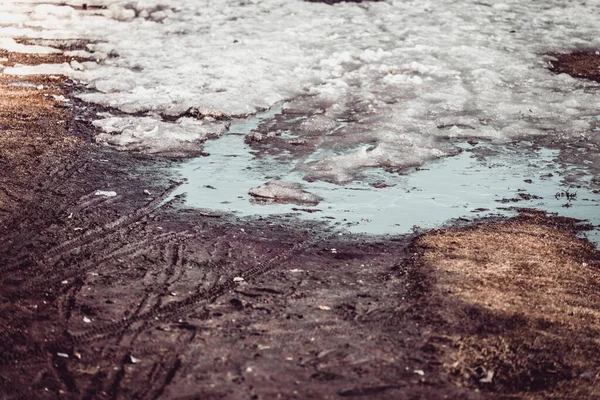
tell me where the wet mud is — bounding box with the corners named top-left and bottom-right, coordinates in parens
top-left (1, 54), bottom-right (600, 399)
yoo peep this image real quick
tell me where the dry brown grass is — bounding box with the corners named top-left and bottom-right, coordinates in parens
top-left (0, 49), bottom-right (87, 67)
top-left (0, 53), bottom-right (78, 215)
top-left (416, 212), bottom-right (600, 398)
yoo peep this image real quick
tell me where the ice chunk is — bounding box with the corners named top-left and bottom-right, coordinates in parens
top-left (249, 181), bottom-right (323, 206)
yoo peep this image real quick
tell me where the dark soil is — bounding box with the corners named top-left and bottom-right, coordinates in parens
top-left (547, 51), bottom-right (600, 83)
top-left (1, 57), bottom-right (599, 400)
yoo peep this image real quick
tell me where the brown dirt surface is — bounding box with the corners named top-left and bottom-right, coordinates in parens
top-left (1, 50), bottom-right (599, 400)
top-left (547, 51), bottom-right (600, 83)
top-left (0, 49), bottom-right (89, 68)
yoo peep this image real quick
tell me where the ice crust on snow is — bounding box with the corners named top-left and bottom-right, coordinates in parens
top-left (1, 0), bottom-right (600, 180)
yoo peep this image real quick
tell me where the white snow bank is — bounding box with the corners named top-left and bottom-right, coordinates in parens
top-left (1, 0), bottom-right (599, 176)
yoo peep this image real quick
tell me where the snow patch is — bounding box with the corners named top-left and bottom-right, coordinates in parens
top-left (94, 115), bottom-right (228, 156)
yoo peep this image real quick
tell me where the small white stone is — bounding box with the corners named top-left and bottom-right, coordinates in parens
top-left (83, 317), bottom-right (91, 323)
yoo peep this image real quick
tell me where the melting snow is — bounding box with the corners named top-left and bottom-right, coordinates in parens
top-left (1, 1), bottom-right (599, 221)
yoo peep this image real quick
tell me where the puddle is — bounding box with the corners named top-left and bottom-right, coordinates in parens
top-left (171, 108), bottom-right (600, 246)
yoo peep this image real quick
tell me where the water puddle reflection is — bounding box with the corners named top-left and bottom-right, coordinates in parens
top-left (170, 108), bottom-right (600, 246)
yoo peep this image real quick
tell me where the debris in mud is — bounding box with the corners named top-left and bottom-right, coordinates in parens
top-left (516, 193), bottom-right (542, 201)
top-left (547, 51), bottom-right (600, 83)
top-left (94, 190), bottom-right (117, 197)
top-left (291, 207), bottom-right (321, 213)
top-left (199, 211), bottom-right (222, 218)
top-left (479, 369), bottom-right (494, 384)
top-left (246, 130), bottom-right (277, 143)
top-left (495, 192), bottom-right (542, 203)
top-left (555, 190), bottom-right (577, 201)
top-left (249, 180), bottom-right (323, 206)
top-left (337, 385), bottom-right (401, 397)
top-left (370, 182), bottom-right (393, 189)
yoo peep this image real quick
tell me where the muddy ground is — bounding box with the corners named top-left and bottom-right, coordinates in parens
top-left (1, 52), bottom-right (600, 400)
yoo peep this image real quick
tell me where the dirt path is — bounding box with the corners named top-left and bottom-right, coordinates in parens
top-left (1, 52), bottom-right (599, 399)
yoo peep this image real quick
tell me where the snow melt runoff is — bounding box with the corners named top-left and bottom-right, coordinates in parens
top-left (1, 0), bottom-right (600, 238)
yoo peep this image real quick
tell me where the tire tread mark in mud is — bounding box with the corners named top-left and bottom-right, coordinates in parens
top-left (68, 191), bottom-right (122, 214)
top-left (12, 231), bottom-right (192, 299)
top-left (0, 158), bottom-right (89, 252)
top-left (134, 330), bottom-right (191, 400)
top-left (82, 369), bottom-right (108, 400)
top-left (62, 237), bottom-right (310, 346)
top-left (0, 182), bottom-right (183, 277)
top-left (150, 358), bottom-right (181, 400)
top-left (43, 181), bottom-right (183, 262)
top-left (53, 354), bottom-right (80, 396)
top-left (106, 354), bottom-right (128, 400)
top-left (146, 243), bottom-right (185, 313)
top-left (1, 235), bottom-right (311, 367)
